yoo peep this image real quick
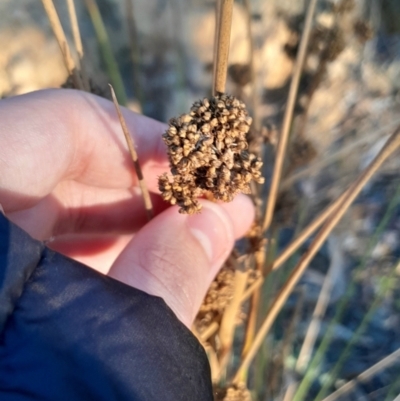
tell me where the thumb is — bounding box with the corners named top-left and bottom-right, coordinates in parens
top-left (108, 195), bottom-right (254, 327)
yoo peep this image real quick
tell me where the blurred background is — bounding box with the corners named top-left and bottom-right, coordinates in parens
top-left (1, 0), bottom-right (400, 400)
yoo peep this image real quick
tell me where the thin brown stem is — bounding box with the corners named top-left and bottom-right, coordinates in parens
top-left (217, 269), bottom-right (248, 380)
top-left (243, 0), bottom-right (259, 131)
top-left (271, 188), bottom-right (349, 271)
top-left (280, 120), bottom-right (400, 191)
top-left (242, 196), bottom-right (346, 294)
top-left (283, 381), bottom-right (298, 401)
top-left (240, 248), bottom-right (264, 378)
top-left (204, 344), bottom-right (221, 383)
top-left (199, 321), bottom-right (219, 343)
top-left (213, 0), bottom-right (234, 95)
top-left (240, 275), bottom-right (263, 304)
top-left (233, 125), bottom-right (400, 383)
top-left (322, 347), bottom-right (400, 401)
top-left (66, 0), bottom-right (90, 91)
top-left (109, 85), bottom-right (153, 221)
top-left (240, 0), bottom-right (266, 356)
top-left (296, 236), bottom-right (343, 372)
top-left (262, 0), bottom-right (318, 232)
top-left (41, 0), bottom-right (83, 90)
top-left (212, 0), bottom-right (221, 96)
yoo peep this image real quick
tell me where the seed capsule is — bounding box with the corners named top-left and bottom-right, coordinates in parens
top-left (158, 94), bottom-right (264, 214)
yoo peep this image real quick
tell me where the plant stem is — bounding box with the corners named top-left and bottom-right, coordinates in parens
top-left (199, 321), bottom-right (219, 343)
top-left (240, 275), bottom-right (264, 303)
top-left (125, 0), bottom-right (143, 107)
top-left (281, 118), bottom-right (400, 191)
top-left (293, 181), bottom-right (400, 401)
top-left (383, 368), bottom-right (400, 401)
top-left (315, 259), bottom-right (400, 400)
top-left (262, 0), bottom-right (318, 232)
top-left (66, 0), bottom-right (90, 91)
top-left (213, 0), bottom-right (234, 95)
top-left (271, 188), bottom-right (348, 271)
top-left (109, 85), bottom-right (153, 220)
top-left (243, 0), bottom-right (259, 131)
top-left (233, 125), bottom-right (400, 383)
top-left (217, 268), bottom-right (248, 381)
top-left (295, 236), bottom-right (343, 372)
top-left (322, 345), bottom-right (400, 401)
top-left (85, 0), bottom-right (128, 105)
top-left (240, 0), bottom-right (319, 381)
top-left (41, 0), bottom-right (83, 90)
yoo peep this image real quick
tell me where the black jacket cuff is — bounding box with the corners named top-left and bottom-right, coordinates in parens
top-left (0, 214), bottom-right (213, 400)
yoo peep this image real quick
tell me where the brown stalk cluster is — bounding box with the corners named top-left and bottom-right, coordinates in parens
top-left (214, 383), bottom-right (252, 401)
top-left (158, 94), bottom-right (264, 214)
top-left (195, 265), bottom-right (235, 330)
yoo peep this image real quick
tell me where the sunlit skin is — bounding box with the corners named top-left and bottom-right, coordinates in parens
top-left (0, 89), bottom-right (254, 327)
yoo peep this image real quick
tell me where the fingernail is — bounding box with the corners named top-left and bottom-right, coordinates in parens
top-left (186, 202), bottom-right (234, 264)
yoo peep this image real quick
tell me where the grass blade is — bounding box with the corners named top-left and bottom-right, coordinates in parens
top-left (66, 0), bottom-right (90, 91)
top-left (293, 181), bottom-right (400, 401)
top-left (322, 348), bottom-right (400, 401)
top-left (315, 259), bottom-right (400, 400)
top-left (41, 0), bottom-right (83, 90)
top-left (217, 268), bottom-right (249, 380)
top-left (233, 125), bottom-right (400, 383)
top-left (241, 0), bottom-right (319, 377)
top-left (262, 0), bottom-right (319, 232)
top-left (213, 0), bottom-right (234, 95)
top-left (296, 236), bottom-right (344, 372)
top-left (85, 0), bottom-right (128, 105)
top-left (109, 85), bottom-right (153, 220)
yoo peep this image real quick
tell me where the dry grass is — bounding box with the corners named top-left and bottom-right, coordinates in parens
top-left (234, 124), bottom-right (400, 383)
top-left (213, 0), bottom-right (234, 95)
top-left (109, 84), bottom-right (154, 221)
top-left (66, 0), bottom-right (90, 91)
top-left (41, 0), bottom-right (84, 90)
top-left (322, 346), bottom-right (400, 401)
top-left (24, 0), bottom-right (400, 399)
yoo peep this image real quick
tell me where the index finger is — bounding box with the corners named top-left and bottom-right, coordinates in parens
top-left (0, 89), bottom-right (168, 211)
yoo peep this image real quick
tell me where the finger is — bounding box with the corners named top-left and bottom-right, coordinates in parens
top-left (0, 89), bottom-right (168, 211)
top-left (108, 194), bottom-right (255, 327)
top-left (48, 234), bottom-right (134, 274)
top-left (6, 181), bottom-right (168, 240)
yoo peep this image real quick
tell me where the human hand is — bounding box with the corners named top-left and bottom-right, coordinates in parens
top-left (0, 89), bottom-right (254, 327)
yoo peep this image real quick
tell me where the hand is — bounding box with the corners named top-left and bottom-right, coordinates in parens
top-left (0, 89), bottom-right (254, 327)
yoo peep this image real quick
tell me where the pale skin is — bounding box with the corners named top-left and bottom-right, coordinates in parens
top-left (0, 89), bottom-right (255, 328)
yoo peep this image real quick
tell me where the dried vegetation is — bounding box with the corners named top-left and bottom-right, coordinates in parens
top-left (159, 94), bottom-right (264, 214)
top-left (3, 0), bottom-right (400, 399)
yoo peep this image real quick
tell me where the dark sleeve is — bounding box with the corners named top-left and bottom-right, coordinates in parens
top-left (0, 214), bottom-right (213, 401)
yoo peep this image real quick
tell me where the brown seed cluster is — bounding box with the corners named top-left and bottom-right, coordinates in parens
top-left (214, 383), bottom-right (252, 401)
top-left (158, 94), bottom-right (264, 214)
top-left (195, 265), bottom-right (235, 331)
top-left (61, 74), bottom-right (112, 100)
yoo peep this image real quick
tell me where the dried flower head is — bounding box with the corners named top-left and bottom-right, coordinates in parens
top-left (159, 94), bottom-right (264, 213)
top-left (195, 264), bottom-right (235, 331)
top-left (214, 383), bottom-right (252, 401)
top-left (353, 20), bottom-right (374, 43)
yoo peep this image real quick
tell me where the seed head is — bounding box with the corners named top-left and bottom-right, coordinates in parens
top-left (159, 94), bottom-right (264, 214)
top-left (214, 383), bottom-right (252, 401)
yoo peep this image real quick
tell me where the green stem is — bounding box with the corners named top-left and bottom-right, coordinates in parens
top-left (293, 183), bottom-right (400, 401)
top-left (315, 260), bottom-right (399, 400)
top-left (85, 0), bottom-right (127, 105)
top-left (383, 372), bottom-right (400, 401)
